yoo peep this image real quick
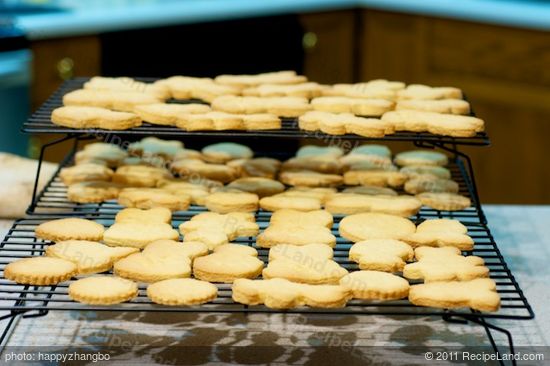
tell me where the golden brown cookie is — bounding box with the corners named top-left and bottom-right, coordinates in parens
top-left (35, 218), bottom-right (105, 242)
top-left (69, 276), bottom-right (138, 305)
top-left (4, 257), bottom-right (77, 285)
top-left (147, 278), bottom-right (218, 306)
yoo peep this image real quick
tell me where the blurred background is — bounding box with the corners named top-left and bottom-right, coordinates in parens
top-left (0, 0), bottom-right (549, 204)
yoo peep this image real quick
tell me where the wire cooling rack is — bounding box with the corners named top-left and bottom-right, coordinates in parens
top-left (22, 77), bottom-right (491, 146)
top-left (0, 213), bottom-right (533, 320)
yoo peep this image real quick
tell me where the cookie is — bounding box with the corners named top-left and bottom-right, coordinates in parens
top-left (242, 114), bottom-right (282, 130)
top-left (59, 163), bottom-right (114, 185)
top-left (400, 165), bottom-right (451, 180)
top-left (173, 148), bottom-right (203, 161)
top-left (382, 110), bottom-right (484, 137)
top-left (339, 270), bottom-right (410, 300)
top-left (84, 76), bottom-right (170, 99)
top-left (339, 213), bottom-right (416, 242)
top-left (340, 153), bottom-right (393, 172)
top-left (46, 240), bottom-right (138, 274)
top-left (404, 246), bottom-right (488, 282)
top-left (211, 95), bottom-right (311, 117)
top-left (75, 142), bottom-right (128, 167)
top-left (404, 176), bottom-right (459, 194)
top-left (69, 276), bottom-right (138, 305)
top-left (343, 170), bottom-right (407, 188)
top-left (178, 111), bottom-right (244, 131)
top-left (416, 192), bottom-right (471, 211)
top-left (394, 150), bottom-right (448, 167)
top-left (232, 278), bottom-right (351, 309)
top-left (63, 89), bottom-right (162, 112)
top-left (52, 106), bottom-right (142, 130)
top-left (118, 188), bottom-right (190, 211)
top-left (342, 185), bottom-right (397, 196)
top-left (215, 70), bottom-right (307, 88)
top-left (282, 155), bottom-right (343, 174)
top-left (4, 257), bottom-right (77, 285)
top-left (243, 82), bottom-right (323, 98)
top-left (190, 82), bottom-right (241, 103)
top-left (35, 218), bottom-right (105, 242)
top-left (279, 170), bottom-right (343, 187)
top-left (128, 137), bottom-right (184, 160)
top-left (349, 239), bottom-right (414, 272)
top-left (409, 278), bottom-right (500, 312)
top-left (404, 219), bottom-right (474, 251)
top-left (201, 142), bottom-right (253, 163)
top-left (268, 243), bottom-right (333, 261)
top-left (171, 159), bottom-right (240, 183)
top-left (193, 244), bottom-right (264, 283)
top-left (349, 144), bottom-right (392, 157)
top-left (263, 246), bottom-right (347, 284)
top-left (227, 158), bottom-right (281, 179)
top-left (311, 96), bottom-right (394, 116)
top-left (115, 207), bottom-right (172, 224)
top-left (269, 209), bottom-right (333, 229)
top-left (114, 240), bottom-right (208, 282)
top-left (296, 145), bottom-right (344, 158)
top-left (156, 75), bottom-right (216, 99)
top-left (147, 278), bottom-right (218, 306)
top-left (179, 212), bottom-right (259, 249)
top-left (397, 84), bottom-right (462, 100)
top-left (225, 177), bottom-right (285, 197)
top-left (204, 192), bottom-right (259, 213)
top-left (112, 165), bottom-right (172, 187)
top-left (396, 99), bottom-right (470, 115)
top-left (134, 103), bottom-right (211, 126)
top-left (157, 180), bottom-right (210, 205)
top-left (325, 193), bottom-right (421, 217)
top-left (257, 225), bottom-right (336, 248)
top-left (298, 111), bottom-right (393, 137)
top-left (259, 194), bottom-right (322, 212)
top-left (323, 83), bottom-right (398, 100)
top-left (280, 187), bottom-right (337, 203)
top-left (103, 222), bottom-right (179, 249)
top-left (67, 181), bottom-right (124, 203)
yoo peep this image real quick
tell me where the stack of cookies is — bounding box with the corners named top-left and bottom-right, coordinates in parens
top-left (50, 73), bottom-right (484, 138)
top-left (62, 139), bottom-right (472, 214)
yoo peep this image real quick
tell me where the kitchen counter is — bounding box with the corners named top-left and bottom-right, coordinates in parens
top-left (0, 205), bottom-right (548, 363)
top-left (15, 0), bottom-right (550, 40)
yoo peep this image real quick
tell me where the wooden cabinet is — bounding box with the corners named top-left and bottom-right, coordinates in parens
top-left (299, 10), bottom-right (356, 84)
top-left (359, 10), bottom-right (550, 204)
top-left (29, 35), bottom-right (101, 161)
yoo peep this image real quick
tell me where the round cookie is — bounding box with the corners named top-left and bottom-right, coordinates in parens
top-left (193, 245), bottom-right (263, 283)
top-left (35, 218), bottom-right (105, 242)
top-left (416, 192), bottom-right (471, 211)
top-left (204, 192), bottom-right (259, 213)
top-left (226, 177), bottom-right (285, 197)
top-left (67, 181), bottom-right (125, 203)
top-left (69, 276), bottom-right (138, 305)
top-left (75, 142), bottom-right (128, 166)
top-left (339, 213), bottom-right (416, 242)
top-left (117, 188), bottom-right (190, 211)
top-left (147, 278), bottom-right (218, 306)
top-left (339, 270), bottom-right (410, 300)
top-left (296, 145), bottom-right (344, 158)
top-left (59, 163), bottom-right (114, 185)
top-left (404, 176), bottom-right (459, 194)
top-left (394, 150), bottom-right (448, 167)
top-left (4, 257), bottom-right (77, 285)
top-left (259, 194), bottom-right (321, 212)
top-left (278, 170), bottom-right (343, 187)
top-left (201, 142), bottom-right (253, 163)
top-left (400, 165), bottom-right (451, 179)
top-left (342, 185), bottom-right (397, 196)
top-left (112, 165), bottom-right (172, 187)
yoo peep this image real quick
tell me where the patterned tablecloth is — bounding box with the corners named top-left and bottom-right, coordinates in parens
top-left (0, 205), bottom-right (548, 364)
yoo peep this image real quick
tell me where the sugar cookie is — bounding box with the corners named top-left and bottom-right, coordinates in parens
top-left (4, 257), bottom-right (77, 285)
top-left (35, 218), bottom-right (105, 242)
top-left (69, 276), bottom-right (138, 305)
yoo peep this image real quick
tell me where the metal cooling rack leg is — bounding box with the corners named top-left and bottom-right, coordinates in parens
top-left (0, 314), bottom-right (20, 347)
top-left (443, 315), bottom-right (516, 366)
top-left (29, 134), bottom-right (79, 213)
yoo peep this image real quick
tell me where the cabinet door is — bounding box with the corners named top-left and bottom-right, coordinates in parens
top-left (359, 10), bottom-right (550, 204)
top-left (300, 10), bottom-right (356, 84)
top-left (29, 36), bottom-right (101, 161)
